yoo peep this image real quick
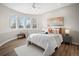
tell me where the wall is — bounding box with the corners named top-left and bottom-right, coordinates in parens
top-left (41, 4), bottom-right (79, 44)
top-left (0, 4), bottom-right (42, 46)
top-left (0, 30), bottom-right (20, 46)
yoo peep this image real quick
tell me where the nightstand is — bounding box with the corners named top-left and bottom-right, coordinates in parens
top-left (63, 35), bottom-right (72, 44)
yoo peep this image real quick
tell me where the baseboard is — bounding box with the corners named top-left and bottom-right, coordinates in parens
top-left (0, 37), bottom-right (17, 47)
top-left (72, 42), bottom-right (79, 45)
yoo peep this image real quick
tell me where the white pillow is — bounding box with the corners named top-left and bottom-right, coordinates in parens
top-left (53, 29), bottom-right (59, 34)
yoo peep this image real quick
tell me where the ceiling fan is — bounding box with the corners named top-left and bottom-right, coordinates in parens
top-left (32, 3), bottom-right (36, 9)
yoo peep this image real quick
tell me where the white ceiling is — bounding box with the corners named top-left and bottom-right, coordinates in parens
top-left (3, 3), bottom-right (71, 15)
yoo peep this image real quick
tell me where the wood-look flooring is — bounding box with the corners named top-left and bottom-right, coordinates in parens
top-left (53, 43), bottom-right (79, 56)
top-left (0, 38), bottom-right (79, 56)
top-left (0, 38), bottom-right (26, 56)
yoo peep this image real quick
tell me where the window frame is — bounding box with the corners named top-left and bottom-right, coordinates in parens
top-left (10, 15), bottom-right (38, 30)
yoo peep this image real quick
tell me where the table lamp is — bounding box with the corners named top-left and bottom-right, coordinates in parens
top-left (65, 28), bottom-right (70, 36)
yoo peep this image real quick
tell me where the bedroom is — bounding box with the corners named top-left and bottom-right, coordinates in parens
top-left (0, 3), bottom-right (79, 56)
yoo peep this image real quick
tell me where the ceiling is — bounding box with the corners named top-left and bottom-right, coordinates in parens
top-left (3, 3), bottom-right (71, 15)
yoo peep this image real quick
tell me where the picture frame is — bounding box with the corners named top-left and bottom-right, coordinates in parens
top-left (48, 16), bottom-right (64, 26)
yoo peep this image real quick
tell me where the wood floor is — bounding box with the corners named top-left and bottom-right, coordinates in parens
top-left (53, 43), bottom-right (79, 56)
top-left (0, 38), bottom-right (79, 56)
top-left (0, 38), bottom-right (26, 56)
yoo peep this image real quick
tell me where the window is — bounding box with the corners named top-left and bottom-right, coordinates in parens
top-left (10, 16), bottom-right (16, 29)
top-left (18, 16), bottom-right (26, 28)
top-left (10, 16), bottom-right (37, 29)
top-left (32, 18), bottom-right (37, 28)
top-left (25, 19), bottom-right (31, 28)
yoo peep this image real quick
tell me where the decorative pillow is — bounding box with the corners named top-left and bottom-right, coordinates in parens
top-left (53, 29), bottom-right (59, 34)
top-left (48, 27), bottom-right (52, 33)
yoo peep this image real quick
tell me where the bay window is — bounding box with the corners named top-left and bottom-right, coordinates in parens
top-left (10, 16), bottom-right (37, 29)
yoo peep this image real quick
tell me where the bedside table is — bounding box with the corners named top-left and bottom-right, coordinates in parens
top-left (63, 35), bottom-right (72, 44)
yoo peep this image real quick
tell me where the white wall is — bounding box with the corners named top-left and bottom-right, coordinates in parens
top-left (41, 4), bottom-right (79, 43)
top-left (0, 30), bottom-right (20, 46)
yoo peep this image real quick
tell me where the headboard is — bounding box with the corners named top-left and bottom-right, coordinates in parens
top-left (48, 27), bottom-right (65, 35)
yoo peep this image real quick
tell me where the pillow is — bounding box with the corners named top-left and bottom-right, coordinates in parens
top-left (48, 27), bottom-right (52, 33)
top-left (53, 29), bottom-right (59, 34)
top-left (59, 28), bottom-right (65, 35)
top-left (45, 32), bottom-right (48, 34)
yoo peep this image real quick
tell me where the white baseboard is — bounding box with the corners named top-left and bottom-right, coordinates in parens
top-left (0, 37), bottom-right (17, 47)
top-left (72, 42), bottom-right (79, 45)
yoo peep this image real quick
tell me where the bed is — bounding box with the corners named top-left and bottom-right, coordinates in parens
top-left (26, 33), bottom-right (63, 55)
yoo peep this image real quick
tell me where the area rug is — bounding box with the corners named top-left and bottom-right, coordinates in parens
top-left (15, 44), bottom-right (44, 56)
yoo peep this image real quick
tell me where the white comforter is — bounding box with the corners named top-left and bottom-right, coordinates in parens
top-left (27, 33), bottom-right (63, 55)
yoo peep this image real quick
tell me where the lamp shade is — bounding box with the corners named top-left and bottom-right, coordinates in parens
top-left (65, 29), bottom-right (70, 34)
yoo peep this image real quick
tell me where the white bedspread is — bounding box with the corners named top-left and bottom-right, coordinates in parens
top-left (27, 33), bottom-right (63, 52)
